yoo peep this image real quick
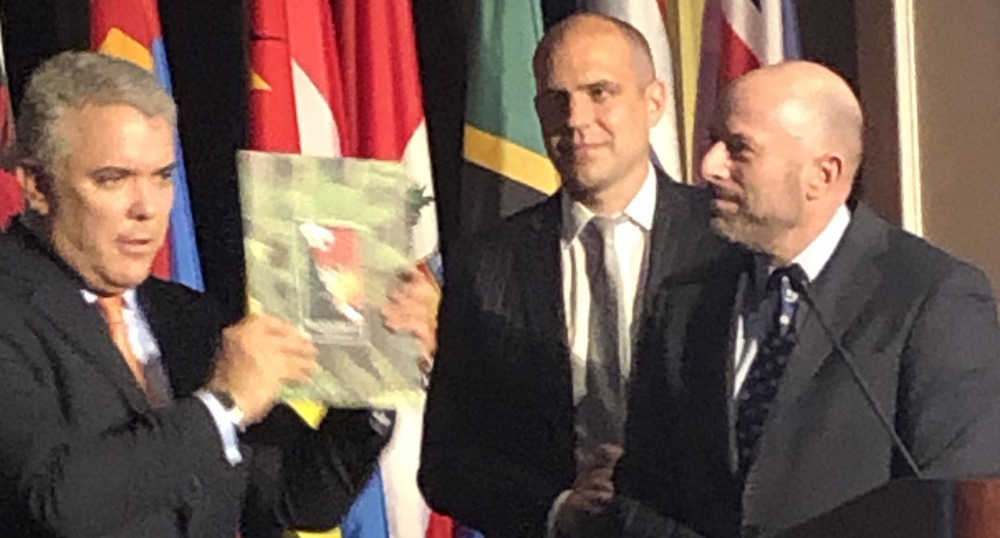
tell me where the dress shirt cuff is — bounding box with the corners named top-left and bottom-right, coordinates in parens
top-left (369, 409), bottom-right (394, 438)
top-left (194, 390), bottom-right (244, 465)
top-left (546, 489), bottom-right (574, 538)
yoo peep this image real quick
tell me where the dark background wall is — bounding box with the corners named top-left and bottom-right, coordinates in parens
top-left (0, 0), bottom-right (858, 321)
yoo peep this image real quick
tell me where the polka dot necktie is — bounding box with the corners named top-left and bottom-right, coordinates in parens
top-left (735, 264), bottom-right (807, 479)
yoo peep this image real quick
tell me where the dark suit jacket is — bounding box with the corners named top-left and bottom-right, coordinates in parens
top-left (419, 173), bottom-right (722, 536)
top-left (619, 203), bottom-right (1000, 537)
top-left (0, 222), bottom-right (388, 538)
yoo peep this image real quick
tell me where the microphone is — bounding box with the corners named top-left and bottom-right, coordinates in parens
top-left (793, 284), bottom-right (925, 480)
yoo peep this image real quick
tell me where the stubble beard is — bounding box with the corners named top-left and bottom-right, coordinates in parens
top-left (710, 206), bottom-right (792, 257)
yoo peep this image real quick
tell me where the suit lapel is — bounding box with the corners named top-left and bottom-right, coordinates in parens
top-left (770, 206), bottom-right (887, 415)
top-left (641, 174), bottom-right (683, 316)
top-left (744, 205), bottom-right (889, 509)
top-left (518, 196), bottom-right (573, 407)
top-left (31, 284), bottom-right (151, 412)
top-left (4, 223), bottom-right (154, 412)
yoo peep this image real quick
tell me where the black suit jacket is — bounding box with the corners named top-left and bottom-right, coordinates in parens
top-left (419, 173), bottom-right (722, 536)
top-left (0, 223), bottom-right (388, 538)
top-left (619, 204), bottom-right (1000, 537)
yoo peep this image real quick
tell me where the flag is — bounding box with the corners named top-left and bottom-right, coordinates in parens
top-left (461, 0), bottom-right (558, 233)
top-left (0, 24), bottom-right (20, 229)
top-left (662, 0), bottom-right (706, 182)
top-left (691, 0), bottom-right (800, 181)
top-left (580, 0), bottom-right (685, 182)
top-left (91, 0), bottom-right (204, 290)
top-left (248, 2), bottom-right (458, 537)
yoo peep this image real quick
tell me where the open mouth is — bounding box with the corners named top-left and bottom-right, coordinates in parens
top-left (117, 237), bottom-right (155, 255)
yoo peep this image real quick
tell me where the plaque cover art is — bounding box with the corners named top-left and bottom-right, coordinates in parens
top-left (238, 151), bottom-right (427, 408)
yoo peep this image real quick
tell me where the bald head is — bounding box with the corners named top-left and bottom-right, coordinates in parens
top-left (703, 61), bottom-right (864, 263)
top-left (533, 13), bottom-right (656, 88)
top-left (724, 61), bottom-right (864, 190)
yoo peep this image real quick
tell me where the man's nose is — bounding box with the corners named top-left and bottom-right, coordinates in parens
top-left (566, 93), bottom-right (594, 130)
top-left (127, 176), bottom-right (174, 220)
top-left (700, 141), bottom-right (730, 185)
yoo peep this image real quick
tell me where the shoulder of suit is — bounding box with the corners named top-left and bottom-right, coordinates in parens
top-left (438, 196), bottom-right (559, 287)
top-left (0, 232), bottom-right (58, 301)
top-left (658, 178), bottom-right (715, 212)
top-left (141, 277), bottom-right (204, 303)
top-left (139, 277), bottom-right (223, 320)
top-left (862, 207), bottom-right (988, 291)
top-left (454, 196), bottom-right (556, 250)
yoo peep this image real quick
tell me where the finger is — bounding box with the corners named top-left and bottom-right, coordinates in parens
top-left (395, 266), bottom-right (423, 284)
top-left (380, 309), bottom-right (404, 332)
top-left (577, 490), bottom-right (614, 514)
top-left (384, 288), bottom-right (408, 305)
top-left (586, 467), bottom-right (615, 485)
top-left (246, 314), bottom-right (296, 338)
top-left (274, 336), bottom-right (318, 360)
top-left (411, 281), bottom-right (439, 300)
top-left (581, 475), bottom-right (614, 494)
top-left (274, 344), bottom-right (319, 366)
top-left (277, 356), bottom-right (321, 382)
top-left (595, 443), bottom-right (624, 467)
top-left (417, 355), bottom-right (434, 375)
top-left (412, 324), bottom-right (435, 344)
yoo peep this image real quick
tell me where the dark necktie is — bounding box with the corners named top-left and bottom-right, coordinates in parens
top-left (735, 263), bottom-right (807, 478)
top-left (575, 216), bottom-right (628, 450)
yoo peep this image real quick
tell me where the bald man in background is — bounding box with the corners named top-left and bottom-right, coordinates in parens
top-left (419, 13), bottom-right (730, 537)
top-left (617, 61), bottom-right (1000, 537)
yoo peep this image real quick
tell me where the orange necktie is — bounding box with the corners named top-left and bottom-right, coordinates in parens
top-left (96, 295), bottom-right (150, 394)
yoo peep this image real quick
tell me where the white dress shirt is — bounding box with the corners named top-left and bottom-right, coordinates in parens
top-left (732, 205), bottom-right (852, 398)
top-left (548, 167), bottom-right (657, 533)
top-left (561, 166), bottom-right (657, 405)
top-left (81, 289), bottom-right (243, 465)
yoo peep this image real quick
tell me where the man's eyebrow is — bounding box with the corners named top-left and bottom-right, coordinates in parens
top-left (90, 166), bottom-right (135, 177)
top-left (577, 80), bottom-right (617, 91)
top-left (712, 127), bottom-right (756, 151)
top-left (155, 162), bottom-right (178, 176)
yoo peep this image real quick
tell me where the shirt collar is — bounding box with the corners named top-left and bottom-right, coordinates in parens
top-left (80, 288), bottom-right (139, 311)
top-left (561, 165), bottom-right (658, 242)
top-left (789, 204), bottom-right (851, 282)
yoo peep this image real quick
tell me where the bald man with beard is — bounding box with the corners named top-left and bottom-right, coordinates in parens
top-left (616, 61), bottom-right (1000, 537)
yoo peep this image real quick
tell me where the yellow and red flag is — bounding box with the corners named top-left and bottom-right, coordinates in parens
top-left (91, 0), bottom-right (204, 290)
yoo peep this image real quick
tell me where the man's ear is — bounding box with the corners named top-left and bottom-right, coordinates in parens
top-left (644, 79), bottom-right (667, 127)
top-left (17, 162), bottom-right (51, 217)
top-left (805, 153), bottom-right (844, 201)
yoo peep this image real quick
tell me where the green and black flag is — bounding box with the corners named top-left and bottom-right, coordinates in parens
top-left (461, 1), bottom-right (560, 233)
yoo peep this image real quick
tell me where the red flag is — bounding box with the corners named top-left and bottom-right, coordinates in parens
top-left (0, 26), bottom-right (21, 229)
top-left (91, 0), bottom-right (204, 290)
top-left (248, 2), bottom-right (446, 536)
top-left (248, 0), bottom-right (347, 156)
top-left (693, 0), bottom-right (801, 181)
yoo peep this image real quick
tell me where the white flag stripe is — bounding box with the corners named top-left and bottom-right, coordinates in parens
top-left (401, 120), bottom-right (439, 261)
top-left (582, 0), bottom-right (685, 182)
top-left (0, 26), bottom-right (7, 69)
top-left (760, 0), bottom-right (785, 64)
top-left (721, 0), bottom-right (785, 65)
top-left (385, 122), bottom-right (438, 538)
top-left (380, 403), bottom-right (431, 538)
top-left (292, 61), bottom-right (342, 158)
